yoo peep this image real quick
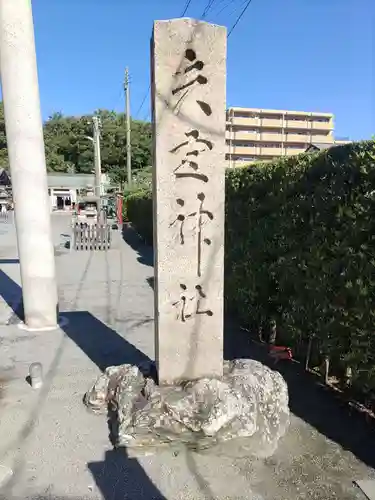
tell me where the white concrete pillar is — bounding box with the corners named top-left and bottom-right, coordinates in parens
top-left (0, 0), bottom-right (58, 329)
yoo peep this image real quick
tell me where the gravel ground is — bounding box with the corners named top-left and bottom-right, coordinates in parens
top-left (0, 213), bottom-right (374, 499)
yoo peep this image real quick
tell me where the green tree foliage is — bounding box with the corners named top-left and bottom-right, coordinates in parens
top-left (0, 102), bottom-right (152, 179)
top-left (0, 102), bottom-right (9, 169)
top-left (125, 140), bottom-right (375, 397)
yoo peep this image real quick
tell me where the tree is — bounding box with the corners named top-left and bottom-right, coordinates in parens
top-left (0, 102), bottom-right (9, 169)
top-left (0, 102), bottom-right (152, 179)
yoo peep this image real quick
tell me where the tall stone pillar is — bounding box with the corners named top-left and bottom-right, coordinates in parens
top-left (0, 0), bottom-right (58, 329)
top-left (151, 19), bottom-right (227, 384)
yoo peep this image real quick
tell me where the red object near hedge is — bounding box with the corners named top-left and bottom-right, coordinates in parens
top-left (269, 345), bottom-right (293, 361)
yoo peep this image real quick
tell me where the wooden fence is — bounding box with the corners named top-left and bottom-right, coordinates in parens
top-left (0, 210), bottom-right (13, 223)
top-left (71, 223), bottom-right (111, 251)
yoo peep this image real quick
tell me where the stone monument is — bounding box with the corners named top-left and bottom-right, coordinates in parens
top-left (85, 18), bottom-right (290, 458)
top-left (151, 18), bottom-right (227, 384)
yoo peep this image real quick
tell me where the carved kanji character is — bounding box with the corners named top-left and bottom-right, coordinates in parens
top-left (170, 130), bottom-right (213, 183)
top-left (172, 283), bottom-right (213, 322)
top-left (171, 49), bottom-right (212, 116)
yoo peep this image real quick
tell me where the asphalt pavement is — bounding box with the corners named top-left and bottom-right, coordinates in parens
top-left (0, 212), bottom-right (373, 499)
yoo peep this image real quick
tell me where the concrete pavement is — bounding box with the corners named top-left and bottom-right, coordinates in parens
top-left (0, 212), bottom-right (374, 499)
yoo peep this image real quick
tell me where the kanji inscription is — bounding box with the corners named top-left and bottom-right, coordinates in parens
top-left (152, 18), bottom-right (226, 383)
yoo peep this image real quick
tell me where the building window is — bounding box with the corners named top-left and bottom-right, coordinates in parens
top-left (309, 117), bottom-right (330, 123)
top-left (311, 131), bottom-right (330, 136)
top-left (232, 126), bottom-right (259, 133)
top-left (233, 141), bottom-right (255, 147)
top-left (232, 154), bottom-right (257, 161)
top-left (233, 111), bottom-right (253, 118)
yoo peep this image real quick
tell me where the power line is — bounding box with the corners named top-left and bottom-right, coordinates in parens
top-left (228, 0), bottom-right (253, 37)
top-left (216, 0), bottom-right (236, 16)
top-left (135, 84), bottom-right (151, 119)
top-left (138, 1), bottom-right (251, 119)
top-left (212, 0), bottom-right (227, 14)
top-left (226, 0), bottom-right (250, 18)
top-left (202, 0), bottom-right (216, 18)
top-left (181, 0), bottom-right (193, 16)
top-left (136, 0), bottom-right (193, 121)
top-left (216, 0), bottom-right (241, 16)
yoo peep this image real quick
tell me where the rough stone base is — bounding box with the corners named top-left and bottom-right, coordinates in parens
top-left (84, 359), bottom-right (289, 458)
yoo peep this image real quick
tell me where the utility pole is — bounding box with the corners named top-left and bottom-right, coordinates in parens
top-left (124, 68), bottom-right (132, 187)
top-left (92, 116), bottom-right (102, 197)
top-left (0, 0), bottom-right (58, 330)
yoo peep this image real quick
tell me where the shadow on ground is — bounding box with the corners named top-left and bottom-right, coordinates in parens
top-left (62, 311), bottom-right (151, 371)
top-left (0, 449), bottom-right (167, 500)
top-left (0, 269), bottom-right (24, 322)
top-left (146, 276), bottom-right (155, 290)
top-left (127, 225), bottom-right (375, 471)
top-left (224, 318), bottom-right (375, 469)
top-left (88, 449), bottom-right (167, 499)
top-left (62, 316), bottom-right (166, 498)
top-left (122, 225), bottom-right (153, 267)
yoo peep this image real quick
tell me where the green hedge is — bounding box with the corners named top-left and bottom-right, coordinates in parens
top-left (226, 140), bottom-right (375, 393)
top-left (126, 141), bottom-right (375, 394)
top-left (125, 189), bottom-right (153, 244)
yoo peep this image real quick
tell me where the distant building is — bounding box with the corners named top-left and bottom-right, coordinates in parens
top-left (226, 107), bottom-right (347, 167)
top-left (305, 143), bottom-right (335, 153)
top-left (47, 173), bottom-right (95, 211)
top-left (2, 171), bottom-right (110, 211)
top-left (334, 138), bottom-right (351, 145)
top-left (305, 139), bottom-right (351, 153)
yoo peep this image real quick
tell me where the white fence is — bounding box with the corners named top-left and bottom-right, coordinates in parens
top-left (71, 223), bottom-right (111, 251)
top-left (0, 211), bottom-right (13, 223)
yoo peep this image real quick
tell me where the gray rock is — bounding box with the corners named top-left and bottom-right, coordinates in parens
top-left (84, 359), bottom-right (289, 457)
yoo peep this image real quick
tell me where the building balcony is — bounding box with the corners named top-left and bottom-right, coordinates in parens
top-left (284, 119), bottom-right (310, 130)
top-left (285, 134), bottom-right (310, 143)
top-left (261, 133), bottom-right (283, 142)
top-left (310, 134), bottom-right (334, 143)
top-left (227, 130), bottom-right (258, 141)
top-left (311, 121), bottom-right (333, 131)
top-left (260, 118), bottom-right (283, 128)
top-left (231, 146), bottom-right (258, 156)
top-left (259, 146), bottom-right (283, 155)
top-left (285, 147), bottom-right (306, 156)
top-left (230, 116), bottom-right (259, 127)
top-left (284, 119), bottom-right (333, 131)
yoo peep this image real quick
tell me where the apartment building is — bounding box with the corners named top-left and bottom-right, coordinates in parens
top-left (226, 107), bottom-right (336, 167)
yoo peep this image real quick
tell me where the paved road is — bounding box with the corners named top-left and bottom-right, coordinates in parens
top-left (0, 213), bottom-right (374, 499)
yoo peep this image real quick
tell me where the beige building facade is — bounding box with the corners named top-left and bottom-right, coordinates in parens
top-left (226, 107), bottom-right (346, 167)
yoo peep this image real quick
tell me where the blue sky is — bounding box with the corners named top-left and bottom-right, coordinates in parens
top-left (31, 0), bottom-right (374, 140)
